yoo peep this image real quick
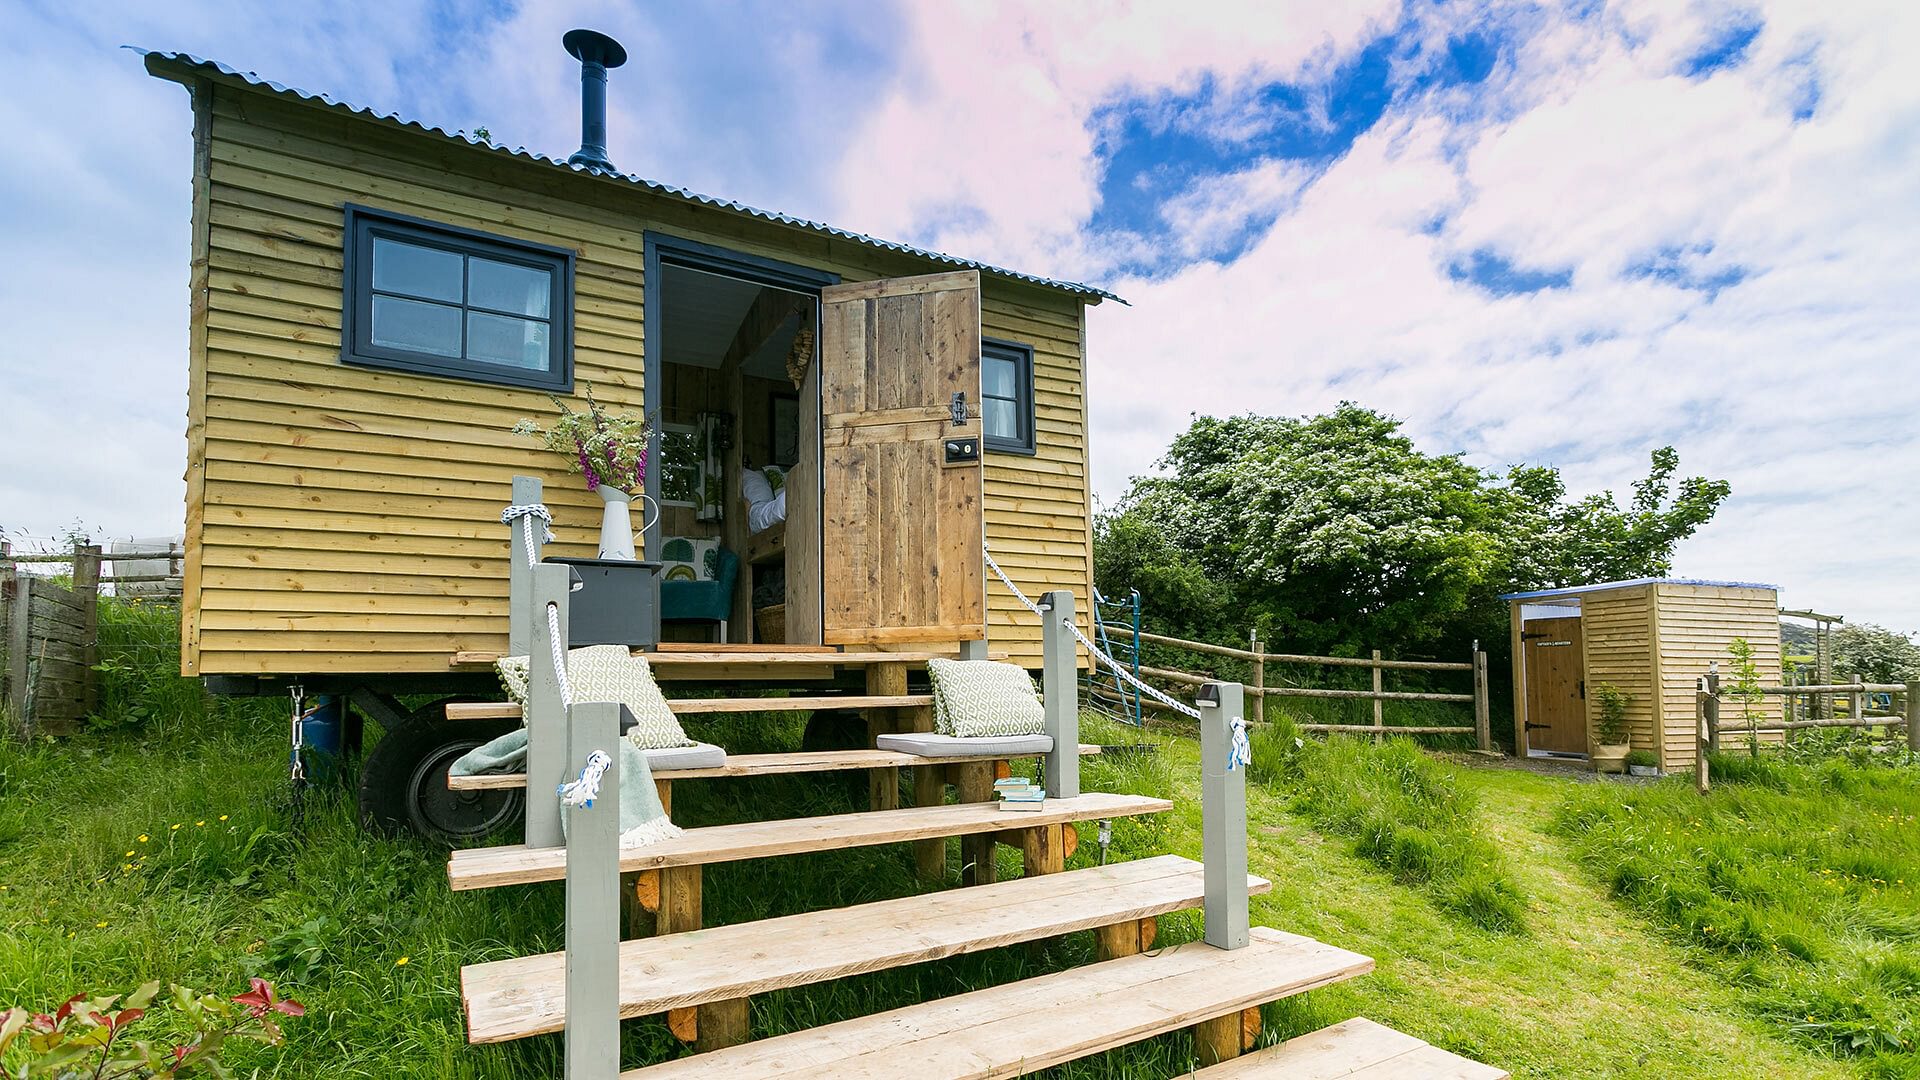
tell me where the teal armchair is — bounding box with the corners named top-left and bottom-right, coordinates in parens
top-left (660, 547), bottom-right (739, 642)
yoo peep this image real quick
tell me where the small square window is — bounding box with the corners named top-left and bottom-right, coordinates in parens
top-left (981, 338), bottom-right (1036, 455)
top-left (342, 205), bottom-right (574, 390)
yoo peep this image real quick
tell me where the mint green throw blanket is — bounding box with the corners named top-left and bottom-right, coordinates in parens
top-left (451, 727), bottom-right (680, 846)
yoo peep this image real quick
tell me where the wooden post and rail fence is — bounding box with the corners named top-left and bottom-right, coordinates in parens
top-left (2, 541), bottom-right (184, 735)
top-left (1693, 672), bottom-right (1918, 792)
top-left (1090, 628), bottom-right (1493, 752)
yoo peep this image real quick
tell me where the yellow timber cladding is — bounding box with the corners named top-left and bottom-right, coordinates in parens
top-left (181, 78), bottom-right (1095, 676)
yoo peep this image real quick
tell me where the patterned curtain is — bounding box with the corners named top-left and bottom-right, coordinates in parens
top-left (695, 412), bottom-right (726, 523)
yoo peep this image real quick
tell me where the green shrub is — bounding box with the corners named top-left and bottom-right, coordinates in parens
top-left (90, 596), bottom-right (204, 732)
top-left (1626, 749), bottom-right (1658, 768)
top-left (1593, 682), bottom-right (1631, 745)
top-left (1248, 726), bottom-right (1527, 933)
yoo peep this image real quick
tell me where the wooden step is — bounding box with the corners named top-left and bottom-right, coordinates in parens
top-left (445, 695), bottom-right (933, 722)
top-left (447, 744), bottom-right (1101, 791)
top-left (462, 854), bottom-right (1274, 1044)
top-left (619, 926), bottom-right (1371, 1078)
top-left (451, 649), bottom-right (998, 669)
top-left (447, 792), bottom-right (1170, 891)
top-left (1194, 1016), bottom-right (1507, 1078)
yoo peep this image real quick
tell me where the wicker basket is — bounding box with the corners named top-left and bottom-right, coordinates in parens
top-left (753, 603), bottom-right (786, 644)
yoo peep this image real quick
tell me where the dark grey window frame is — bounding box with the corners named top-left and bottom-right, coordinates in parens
top-left (981, 337), bottom-right (1037, 455)
top-left (340, 204), bottom-right (576, 391)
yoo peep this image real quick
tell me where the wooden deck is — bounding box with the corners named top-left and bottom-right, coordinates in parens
top-left (444, 694), bottom-right (933, 722)
top-left (462, 855), bottom-right (1273, 1044)
top-left (618, 928), bottom-right (1372, 1079)
top-left (447, 792), bottom-right (1171, 890)
top-left (447, 745), bottom-right (1101, 791)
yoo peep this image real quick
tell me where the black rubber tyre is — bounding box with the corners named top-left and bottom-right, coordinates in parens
top-left (357, 717), bottom-right (524, 843)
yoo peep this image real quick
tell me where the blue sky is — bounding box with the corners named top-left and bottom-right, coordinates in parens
top-left (1, 0), bottom-right (1916, 627)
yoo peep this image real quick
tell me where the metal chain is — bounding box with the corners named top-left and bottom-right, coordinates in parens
top-left (287, 683), bottom-right (308, 831)
top-left (984, 545), bottom-right (1202, 720)
top-left (545, 601), bottom-right (576, 709)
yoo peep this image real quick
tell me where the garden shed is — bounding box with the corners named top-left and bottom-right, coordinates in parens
top-left (1502, 578), bottom-right (1783, 772)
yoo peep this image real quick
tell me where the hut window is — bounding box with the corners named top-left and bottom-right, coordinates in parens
top-left (341, 205), bottom-right (574, 390)
top-left (981, 338), bottom-right (1035, 455)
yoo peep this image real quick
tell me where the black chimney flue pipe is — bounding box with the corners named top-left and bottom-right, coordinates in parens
top-left (563, 29), bottom-right (627, 173)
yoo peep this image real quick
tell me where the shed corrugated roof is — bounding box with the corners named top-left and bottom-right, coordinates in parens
top-left (134, 47), bottom-right (1123, 305)
top-left (1500, 577), bottom-right (1779, 601)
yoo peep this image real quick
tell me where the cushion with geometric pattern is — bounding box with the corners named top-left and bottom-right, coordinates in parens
top-left (926, 657), bottom-right (1046, 738)
top-left (495, 645), bottom-right (695, 749)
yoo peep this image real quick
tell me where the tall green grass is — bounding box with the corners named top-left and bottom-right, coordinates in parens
top-left (1248, 717), bottom-right (1526, 933)
top-left (1555, 753), bottom-right (1920, 1075)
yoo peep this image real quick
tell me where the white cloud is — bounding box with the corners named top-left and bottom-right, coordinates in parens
top-left (1079, 2), bottom-right (1920, 625)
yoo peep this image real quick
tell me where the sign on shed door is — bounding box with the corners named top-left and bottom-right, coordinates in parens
top-left (815, 271), bottom-right (986, 646)
top-left (1524, 616), bottom-right (1588, 754)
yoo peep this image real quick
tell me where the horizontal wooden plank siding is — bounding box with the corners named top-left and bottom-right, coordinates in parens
top-left (181, 80), bottom-right (1093, 676)
top-left (1654, 584), bottom-right (1784, 768)
top-left (1579, 586), bottom-right (1659, 755)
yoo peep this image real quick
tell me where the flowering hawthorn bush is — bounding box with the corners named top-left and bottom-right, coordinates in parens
top-left (513, 385), bottom-right (655, 493)
top-left (0, 978), bottom-right (303, 1079)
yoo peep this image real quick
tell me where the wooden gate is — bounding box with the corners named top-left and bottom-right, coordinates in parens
top-left (815, 271), bottom-right (985, 646)
top-left (1523, 616), bottom-right (1587, 754)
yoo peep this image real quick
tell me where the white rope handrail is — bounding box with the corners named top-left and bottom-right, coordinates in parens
top-left (984, 546), bottom-right (1204, 721)
top-left (546, 601), bottom-right (576, 709)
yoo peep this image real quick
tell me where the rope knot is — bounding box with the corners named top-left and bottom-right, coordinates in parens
top-left (558, 749), bottom-right (613, 808)
top-left (1227, 715), bottom-right (1252, 772)
top-left (502, 503), bottom-right (557, 544)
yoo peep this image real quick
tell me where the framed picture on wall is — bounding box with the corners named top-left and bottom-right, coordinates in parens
top-left (771, 393), bottom-right (799, 466)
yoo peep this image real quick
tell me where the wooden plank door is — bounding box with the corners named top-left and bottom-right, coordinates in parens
top-left (1523, 617), bottom-right (1588, 754)
top-left (816, 271), bottom-right (985, 646)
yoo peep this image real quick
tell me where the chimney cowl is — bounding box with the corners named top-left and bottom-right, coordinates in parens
top-left (563, 29), bottom-right (627, 173)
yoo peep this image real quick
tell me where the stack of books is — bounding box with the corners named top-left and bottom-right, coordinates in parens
top-left (995, 776), bottom-right (1047, 812)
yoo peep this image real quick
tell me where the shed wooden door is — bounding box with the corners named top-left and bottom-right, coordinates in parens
top-left (816, 271), bottom-right (985, 646)
top-left (1524, 617), bottom-right (1588, 754)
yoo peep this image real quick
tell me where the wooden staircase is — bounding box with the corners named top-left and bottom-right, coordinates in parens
top-left (447, 543), bottom-right (1502, 1077)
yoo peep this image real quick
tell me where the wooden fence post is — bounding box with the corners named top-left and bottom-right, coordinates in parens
top-left (564, 700), bottom-right (621, 1080)
top-left (1849, 674), bottom-right (1864, 728)
top-left (1473, 644), bottom-right (1492, 752)
top-left (1370, 649), bottom-right (1383, 743)
top-left (1907, 681), bottom-right (1919, 755)
top-left (73, 544), bottom-right (101, 721)
top-left (1249, 630), bottom-right (1264, 723)
top-left (1712, 668), bottom-right (1728, 753)
top-left (1695, 679), bottom-right (1711, 795)
top-left (3, 562), bottom-right (25, 735)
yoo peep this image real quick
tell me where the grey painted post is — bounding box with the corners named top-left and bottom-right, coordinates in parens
top-left (527, 562), bottom-right (572, 850)
top-left (959, 639), bottom-right (989, 661)
top-left (1040, 590), bottom-right (1079, 799)
top-left (508, 475), bottom-right (546, 656)
top-left (1199, 680), bottom-right (1249, 951)
top-left (565, 701), bottom-right (621, 1080)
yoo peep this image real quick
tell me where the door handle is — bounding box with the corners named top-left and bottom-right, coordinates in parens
top-left (950, 391), bottom-right (968, 427)
top-left (1577, 679), bottom-right (1585, 699)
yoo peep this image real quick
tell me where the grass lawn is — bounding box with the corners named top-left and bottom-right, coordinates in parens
top-left (0, 690), bottom-right (1865, 1078)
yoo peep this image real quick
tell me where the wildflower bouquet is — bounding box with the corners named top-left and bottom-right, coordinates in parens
top-left (513, 386), bottom-right (656, 494)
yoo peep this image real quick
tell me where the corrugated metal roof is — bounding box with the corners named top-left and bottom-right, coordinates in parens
top-left (1500, 577), bottom-right (1778, 601)
top-left (134, 46), bottom-right (1123, 305)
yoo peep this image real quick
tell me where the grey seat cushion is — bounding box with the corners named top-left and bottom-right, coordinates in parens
top-left (876, 732), bottom-right (1055, 758)
top-left (644, 742), bottom-right (727, 771)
